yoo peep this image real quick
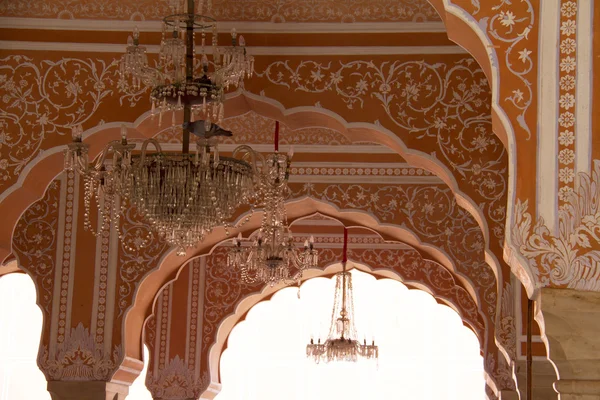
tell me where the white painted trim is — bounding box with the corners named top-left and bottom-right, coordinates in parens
top-left (195, 260), bottom-right (206, 378)
top-left (65, 173), bottom-right (80, 336)
top-left (193, 143), bottom-right (396, 154)
top-left (518, 334), bottom-right (543, 343)
top-left (288, 175), bottom-right (442, 184)
top-left (0, 18), bottom-right (447, 34)
top-left (536, 0), bottom-right (560, 234)
top-left (152, 293), bottom-right (163, 377)
top-left (0, 40), bottom-right (467, 55)
top-left (90, 203), bottom-right (103, 337)
top-left (165, 283), bottom-right (173, 363)
top-left (575, 0), bottom-right (593, 179)
top-left (184, 264), bottom-right (193, 366)
top-left (49, 174), bottom-right (67, 359)
top-left (103, 199), bottom-right (120, 353)
top-left (292, 219), bottom-right (345, 226)
top-left (290, 162), bottom-right (417, 168)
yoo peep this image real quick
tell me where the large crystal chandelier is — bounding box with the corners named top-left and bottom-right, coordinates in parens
top-left (307, 228), bottom-right (378, 363)
top-left (119, 0), bottom-right (253, 126)
top-left (64, 0), bottom-right (258, 256)
top-left (227, 122), bottom-right (319, 286)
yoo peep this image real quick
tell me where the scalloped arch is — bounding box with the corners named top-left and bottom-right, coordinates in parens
top-left (1, 92), bottom-right (504, 291)
top-left (199, 257), bottom-right (489, 399)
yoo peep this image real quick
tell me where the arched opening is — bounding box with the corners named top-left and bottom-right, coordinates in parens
top-left (216, 267), bottom-right (485, 400)
top-left (0, 273), bottom-right (48, 400)
top-left (0, 273), bottom-right (153, 400)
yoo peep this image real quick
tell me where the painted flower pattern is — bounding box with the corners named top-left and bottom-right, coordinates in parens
top-left (558, 112), bottom-right (575, 128)
top-left (559, 130), bottom-right (575, 146)
top-left (558, 149), bottom-right (575, 165)
top-left (559, 167), bottom-right (575, 184)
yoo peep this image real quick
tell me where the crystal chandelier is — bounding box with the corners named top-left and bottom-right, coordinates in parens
top-left (227, 122), bottom-right (319, 286)
top-left (119, 0), bottom-right (253, 127)
top-left (307, 228), bottom-right (378, 363)
top-left (64, 0), bottom-right (258, 256)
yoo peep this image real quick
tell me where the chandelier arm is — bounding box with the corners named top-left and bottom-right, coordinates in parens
top-left (139, 139), bottom-right (164, 164)
top-left (232, 145), bottom-right (265, 174)
top-left (74, 154), bottom-right (89, 175)
top-left (92, 140), bottom-right (123, 171)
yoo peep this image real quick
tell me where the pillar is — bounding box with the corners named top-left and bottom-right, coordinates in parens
top-left (498, 390), bottom-right (519, 400)
top-left (536, 288), bottom-right (600, 400)
top-left (515, 359), bottom-right (558, 400)
top-left (12, 174), bottom-right (167, 397)
top-left (47, 381), bottom-right (128, 400)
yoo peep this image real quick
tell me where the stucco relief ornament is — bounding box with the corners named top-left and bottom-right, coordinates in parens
top-left (39, 323), bottom-right (122, 381)
top-left (513, 160), bottom-right (600, 291)
top-left (146, 356), bottom-right (209, 399)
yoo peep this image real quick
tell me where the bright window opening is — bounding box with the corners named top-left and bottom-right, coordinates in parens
top-left (0, 273), bottom-right (151, 400)
top-left (216, 267), bottom-right (485, 400)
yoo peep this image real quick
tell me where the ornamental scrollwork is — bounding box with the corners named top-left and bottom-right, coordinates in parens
top-left (290, 182), bottom-right (497, 317)
top-left (513, 160), bottom-right (600, 291)
top-left (0, 56), bottom-right (119, 187)
top-left (12, 178), bottom-right (60, 316)
top-left (0, 0), bottom-right (441, 22)
top-left (497, 282), bottom-right (516, 360)
top-left (117, 205), bottom-right (169, 317)
top-left (256, 58), bottom-right (507, 247)
top-left (454, 0), bottom-right (536, 140)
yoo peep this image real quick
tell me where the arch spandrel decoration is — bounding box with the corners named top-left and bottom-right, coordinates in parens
top-left (143, 240), bottom-right (489, 400)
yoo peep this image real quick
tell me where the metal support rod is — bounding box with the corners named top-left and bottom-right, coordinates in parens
top-left (182, 0), bottom-right (195, 154)
top-left (527, 298), bottom-right (533, 400)
top-left (340, 227), bottom-right (348, 339)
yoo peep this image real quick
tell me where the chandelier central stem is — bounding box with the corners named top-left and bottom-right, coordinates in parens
top-left (182, 0), bottom-right (195, 154)
top-left (274, 121), bottom-right (279, 152)
top-left (341, 227), bottom-right (348, 338)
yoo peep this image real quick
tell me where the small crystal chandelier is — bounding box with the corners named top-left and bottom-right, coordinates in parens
top-left (307, 227), bottom-right (378, 363)
top-left (64, 0), bottom-right (258, 256)
top-left (227, 122), bottom-right (319, 286)
top-left (119, 0), bottom-right (253, 126)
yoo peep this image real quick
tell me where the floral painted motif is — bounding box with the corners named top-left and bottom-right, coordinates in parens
top-left (557, 0), bottom-right (578, 207)
top-left (455, 0), bottom-right (536, 141)
top-left (117, 205), bottom-right (169, 317)
top-left (290, 182), bottom-right (497, 318)
top-left (514, 160), bottom-right (600, 291)
top-left (0, 0), bottom-right (440, 22)
top-left (12, 178), bottom-right (60, 318)
top-left (0, 56), bottom-right (121, 189)
top-left (256, 58), bottom-right (507, 248)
